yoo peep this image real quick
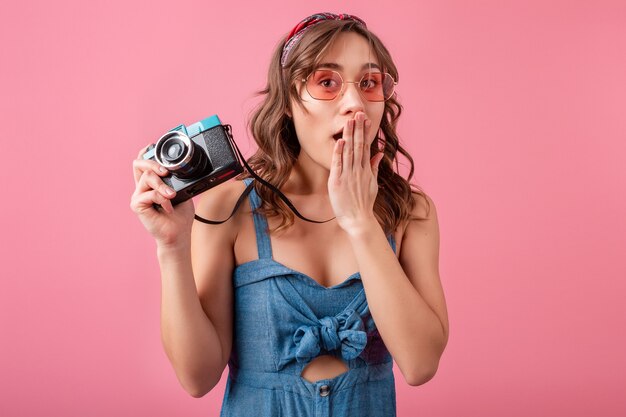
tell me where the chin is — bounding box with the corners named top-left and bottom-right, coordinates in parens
top-left (319, 159), bottom-right (332, 172)
top-left (317, 155), bottom-right (333, 172)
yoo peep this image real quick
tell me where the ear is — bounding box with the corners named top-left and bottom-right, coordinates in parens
top-left (285, 106), bottom-right (293, 118)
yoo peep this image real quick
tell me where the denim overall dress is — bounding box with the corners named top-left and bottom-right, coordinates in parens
top-left (219, 178), bottom-right (397, 416)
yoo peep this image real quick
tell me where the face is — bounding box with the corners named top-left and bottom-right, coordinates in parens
top-left (289, 31), bottom-right (385, 170)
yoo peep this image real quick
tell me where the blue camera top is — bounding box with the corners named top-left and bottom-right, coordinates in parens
top-left (170, 114), bottom-right (222, 137)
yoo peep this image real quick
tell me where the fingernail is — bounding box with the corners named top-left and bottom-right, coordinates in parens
top-left (159, 166), bottom-right (167, 173)
top-left (166, 188), bottom-right (175, 196)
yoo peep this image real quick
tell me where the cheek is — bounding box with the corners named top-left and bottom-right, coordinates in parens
top-left (294, 108), bottom-right (331, 139)
top-left (292, 115), bottom-right (318, 143)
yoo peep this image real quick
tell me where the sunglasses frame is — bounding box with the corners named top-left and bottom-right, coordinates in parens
top-left (301, 69), bottom-right (397, 102)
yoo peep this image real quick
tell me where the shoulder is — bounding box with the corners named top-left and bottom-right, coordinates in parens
top-left (411, 190), bottom-right (437, 220)
top-left (195, 179), bottom-right (251, 217)
top-left (193, 179), bottom-right (252, 238)
top-left (400, 191), bottom-right (437, 237)
top-left (392, 191), bottom-right (436, 257)
top-left (412, 191), bottom-right (435, 220)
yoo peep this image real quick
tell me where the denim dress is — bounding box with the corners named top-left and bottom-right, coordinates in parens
top-left (219, 178), bottom-right (397, 417)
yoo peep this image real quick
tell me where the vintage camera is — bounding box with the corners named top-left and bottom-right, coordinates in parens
top-left (142, 115), bottom-right (243, 206)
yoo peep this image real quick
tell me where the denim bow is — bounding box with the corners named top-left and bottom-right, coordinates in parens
top-left (293, 309), bottom-right (367, 363)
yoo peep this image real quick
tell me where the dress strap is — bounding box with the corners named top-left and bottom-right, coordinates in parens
top-left (243, 178), bottom-right (273, 259)
top-left (387, 233), bottom-right (397, 254)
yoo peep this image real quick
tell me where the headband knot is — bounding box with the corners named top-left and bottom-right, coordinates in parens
top-left (280, 12), bottom-right (367, 67)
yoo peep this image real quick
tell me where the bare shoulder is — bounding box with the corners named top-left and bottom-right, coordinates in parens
top-left (398, 191), bottom-right (437, 239)
top-left (191, 178), bottom-right (250, 278)
top-left (411, 191), bottom-right (435, 221)
top-left (399, 190), bottom-right (440, 271)
top-left (194, 179), bottom-right (251, 237)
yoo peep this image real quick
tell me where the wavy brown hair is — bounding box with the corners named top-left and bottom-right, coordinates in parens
top-left (237, 19), bottom-right (429, 235)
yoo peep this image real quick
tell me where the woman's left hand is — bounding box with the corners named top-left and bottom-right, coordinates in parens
top-left (328, 111), bottom-right (385, 235)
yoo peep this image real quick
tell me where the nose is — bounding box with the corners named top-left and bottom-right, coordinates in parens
top-left (338, 81), bottom-right (366, 115)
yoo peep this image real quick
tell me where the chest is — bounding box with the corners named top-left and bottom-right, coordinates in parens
top-left (234, 209), bottom-right (403, 288)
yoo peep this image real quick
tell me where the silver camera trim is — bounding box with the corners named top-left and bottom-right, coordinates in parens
top-left (154, 131), bottom-right (194, 171)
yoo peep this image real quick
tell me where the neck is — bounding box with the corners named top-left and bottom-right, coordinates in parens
top-left (283, 152), bottom-right (330, 196)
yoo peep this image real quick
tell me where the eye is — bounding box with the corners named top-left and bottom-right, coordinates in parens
top-left (360, 73), bottom-right (382, 90)
top-left (309, 70), bottom-right (342, 91)
top-left (319, 78), bottom-right (339, 88)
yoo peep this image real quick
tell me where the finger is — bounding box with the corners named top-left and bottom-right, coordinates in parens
top-left (342, 119), bottom-right (354, 174)
top-left (131, 189), bottom-right (174, 214)
top-left (133, 157), bottom-right (168, 184)
top-left (159, 194), bottom-right (175, 214)
top-left (365, 118), bottom-right (377, 147)
top-left (137, 169), bottom-right (177, 199)
top-left (134, 145), bottom-right (155, 183)
top-left (362, 119), bottom-right (372, 169)
top-left (136, 144), bottom-right (152, 159)
top-left (353, 113), bottom-right (365, 171)
top-left (329, 139), bottom-right (345, 182)
top-left (137, 170), bottom-right (176, 200)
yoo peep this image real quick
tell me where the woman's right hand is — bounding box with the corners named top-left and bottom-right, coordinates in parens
top-left (130, 145), bottom-right (196, 248)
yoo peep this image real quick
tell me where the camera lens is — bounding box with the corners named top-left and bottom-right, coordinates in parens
top-left (162, 139), bottom-right (186, 164)
top-left (154, 131), bottom-right (209, 179)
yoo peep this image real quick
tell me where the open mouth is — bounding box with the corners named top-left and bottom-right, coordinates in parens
top-left (333, 131), bottom-right (343, 141)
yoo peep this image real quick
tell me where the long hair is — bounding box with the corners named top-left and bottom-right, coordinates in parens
top-left (237, 19), bottom-right (429, 235)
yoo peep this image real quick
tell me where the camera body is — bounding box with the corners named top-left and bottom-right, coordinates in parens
top-left (142, 115), bottom-right (243, 206)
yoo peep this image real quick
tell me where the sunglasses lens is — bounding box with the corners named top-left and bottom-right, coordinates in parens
top-left (307, 70), bottom-right (343, 100)
top-left (360, 73), bottom-right (395, 101)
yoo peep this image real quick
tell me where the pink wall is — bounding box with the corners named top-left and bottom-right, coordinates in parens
top-left (1, 0), bottom-right (625, 416)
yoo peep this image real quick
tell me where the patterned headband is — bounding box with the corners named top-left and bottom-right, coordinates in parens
top-left (280, 12), bottom-right (367, 68)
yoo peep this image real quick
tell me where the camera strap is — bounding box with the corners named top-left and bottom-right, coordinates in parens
top-left (193, 125), bottom-right (336, 225)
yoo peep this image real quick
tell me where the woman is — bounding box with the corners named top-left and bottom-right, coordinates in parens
top-left (131, 12), bottom-right (449, 416)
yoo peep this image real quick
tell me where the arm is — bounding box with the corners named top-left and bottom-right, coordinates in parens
top-left (327, 111), bottom-right (449, 386)
top-left (158, 180), bottom-right (243, 397)
top-left (347, 193), bottom-right (449, 386)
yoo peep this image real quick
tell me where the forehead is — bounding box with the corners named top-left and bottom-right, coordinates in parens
top-left (317, 32), bottom-right (379, 71)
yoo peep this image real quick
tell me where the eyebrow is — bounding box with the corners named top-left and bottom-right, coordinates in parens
top-left (315, 62), bottom-right (382, 71)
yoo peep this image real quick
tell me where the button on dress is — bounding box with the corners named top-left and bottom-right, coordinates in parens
top-left (219, 178), bottom-right (397, 417)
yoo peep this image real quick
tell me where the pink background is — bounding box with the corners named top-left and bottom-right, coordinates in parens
top-left (1, 0), bottom-right (625, 416)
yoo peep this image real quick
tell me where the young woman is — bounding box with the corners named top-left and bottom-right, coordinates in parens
top-left (131, 12), bottom-right (449, 416)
